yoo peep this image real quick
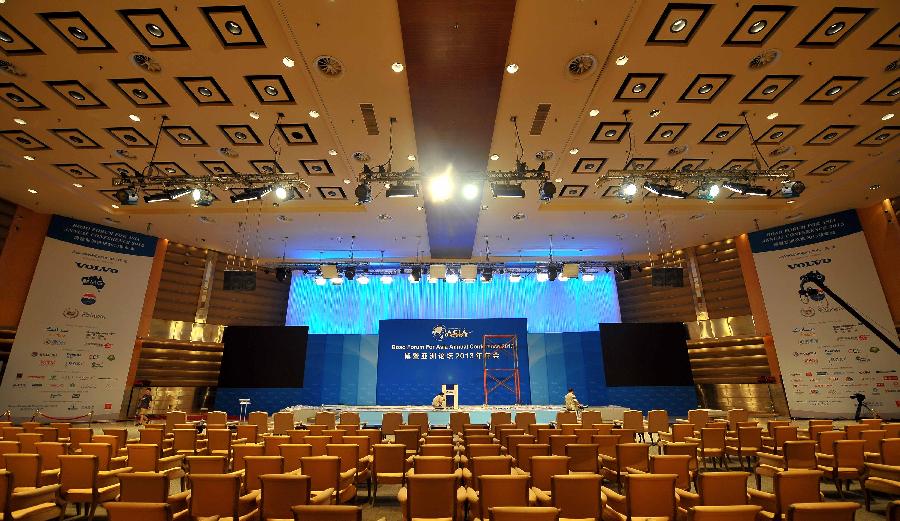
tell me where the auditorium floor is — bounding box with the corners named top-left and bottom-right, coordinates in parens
top-left (75, 423), bottom-right (893, 521)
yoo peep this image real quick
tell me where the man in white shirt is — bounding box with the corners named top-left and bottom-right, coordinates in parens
top-left (564, 388), bottom-right (581, 411)
top-left (432, 392), bottom-right (446, 409)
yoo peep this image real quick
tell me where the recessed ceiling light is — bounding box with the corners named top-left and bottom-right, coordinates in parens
top-left (13, 118), bottom-right (26, 125)
top-left (23, 155), bottom-right (34, 161)
top-left (824, 21), bottom-right (845, 36)
top-left (762, 85), bottom-right (778, 95)
top-left (308, 110), bottom-right (319, 118)
top-left (697, 83), bottom-right (713, 94)
top-left (384, 182), bottom-right (391, 189)
top-left (825, 86), bottom-right (842, 96)
top-left (569, 148), bottom-right (579, 155)
top-left (407, 154), bottom-right (416, 161)
top-left (786, 199), bottom-right (795, 204)
top-left (882, 113), bottom-right (894, 121)
top-left (111, 204), bottom-right (119, 209)
top-left (631, 83), bottom-right (645, 94)
top-left (767, 112), bottom-right (779, 120)
top-left (391, 62), bottom-right (404, 73)
top-left (748, 20), bottom-right (767, 34)
top-left (869, 184), bottom-right (880, 190)
top-left (263, 85), bottom-right (279, 96)
top-left (490, 154), bottom-right (500, 161)
top-left (27, 188), bottom-right (37, 194)
top-left (249, 111), bottom-right (260, 120)
top-left (416, 206), bottom-right (424, 211)
top-left (224, 20), bottom-right (242, 35)
top-left (282, 57), bottom-right (295, 68)
top-left (670, 18), bottom-right (688, 33)
top-left (661, 130), bottom-right (674, 138)
top-left (649, 109), bottom-right (661, 117)
top-left (715, 131), bottom-right (729, 139)
top-left (615, 55), bottom-right (628, 66)
top-left (129, 114), bottom-right (140, 122)
top-left (328, 149), bottom-right (337, 156)
top-left (506, 63), bottom-right (519, 74)
top-left (554, 178), bottom-right (563, 183)
top-left (73, 183), bottom-right (83, 188)
top-left (343, 178), bottom-right (351, 184)
top-left (589, 109), bottom-right (600, 117)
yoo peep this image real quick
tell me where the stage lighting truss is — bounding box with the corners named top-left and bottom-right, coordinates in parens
top-left (596, 167), bottom-right (797, 202)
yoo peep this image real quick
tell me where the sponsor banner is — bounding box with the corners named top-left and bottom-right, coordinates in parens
top-left (749, 210), bottom-right (900, 418)
top-left (376, 319), bottom-right (530, 405)
top-left (0, 216), bottom-right (157, 420)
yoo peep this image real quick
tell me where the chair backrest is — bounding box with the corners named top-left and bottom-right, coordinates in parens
top-left (808, 420), bottom-right (833, 428)
top-left (404, 474), bottom-right (458, 520)
top-left (314, 411), bottom-right (336, 428)
top-left (773, 470), bottom-right (824, 515)
top-left (687, 410), bottom-right (709, 428)
top-left (491, 412), bottom-right (512, 427)
top-left (514, 412), bottom-right (536, 429)
top-left (288, 429), bottom-right (310, 444)
top-left (338, 411), bottom-right (360, 426)
top-left (373, 443), bottom-right (406, 475)
top-left (468, 444), bottom-right (502, 459)
top-left (782, 441), bottom-right (817, 469)
top-left (186, 455), bottom-right (227, 474)
top-left (206, 411), bottom-right (228, 428)
top-left (1, 427), bottom-right (22, 441)
top-left (165, 411), bottom-right (188, 434)
top-left (326, 444), bottom-right (360, 474)
top-left (466, 434), bottom-right (496, 446)
top-left (489, 506), bottom-right (560, 521)
top-left (470, 456), bottom-right (513, 490)
top-left (264, 435), bottom-right (290, 456)
top-left (50, 422), bottom-right (71, 438)
top-left (738, 426), bottom-right (763, 449)
top-left (786, 501), bottom-right (860, 521)
top-left (884, 423), bottom-right (900, 438)
top-left (273, 412), bottom-right (294, 434)
top-left (529, 456), bottom-right (569, 491)
top-left (551, 474), bottom-right (603, 519)
top-left (291, 505), bottom-right (363, 520)
top-left (476, 475), bottom-right (531, 519)
top-left (118, 472), bottom-right (168, 502)
top-left (59, 454), bottom-right (99, 492)
top-left (105, 502), bottom-right (174, 521)
top-left (449, 412), bottom-right (470, 434)
top-left (622, 410), bottom-right (644, 431)
top-left (860, 418), bottom-right (883, 429)
top-left (555, 411), bottom-right (577, 425)
top-left (807, 425), bottom-right (832, 443)
top-left (127, 444), bottom-right (161, 472)
top-left (68, 427), bottom-right (92, 450)
top-left (247, 411), bottom-right (269, 435)
top-left (299, 456), bottom-right (340, 494)
top-left (580, 410), bottom-right (602, 428)
top-left (232, 443), bottom-right (265, 471)
top-left (393, 429), bottom-right (420, 453)
top-left (625, 473), bottom-right (677, 518)
top-left (726, 409), bottom-right (750, 428)
top-left (700, 427), bottom-right (726, 450)
top-left (647, 410), bottom-right (669, 434)
top-left (688, 505), bottom-right (762, 521)
top-left (407, 412), bottom-right (429, 430)
top-left (420, 444), bottom-right (454, 458)
top-left (882, 437), bottom-right (900, 466)
top-left (80, 442), bottom-right (113, 470)
top-left (138, 428), bottom-right (165, 447)
top-left (844, 424), bottom-right (868, 440)
top-left (236, 424), bottom-right (258, 444)
top-left (816, 431), bottom-right (846, 455)
top-left (765, 420), bottom-right (790, 436)
top-left (587, 434), bottom-right (616, 459)
top-left (173, 429), bottom-right (199, 453)
top-left (244, 455), bottom-right (284, 492)
top-left (424, 435), bottom-right (454, 445)
top-left (564, 443), bottom-right (599, 473)
top-left (697, 471), bottom-right (750, 506)
top-left (4, 453), bottom-right (41, 488)
top-left (549, 435), bottom-right (576, 456)
top-left (649, 454), bottom-right (692, 490)
top-left (206, 429), bottom-right (233, 453)
top-left (380, 412), bottom-right (403, 435)
top-left (832, 440), bottom-right (865, 470)
top-left (34, 426), bottom-right (58, 442)
top-left (616, 443), bottom-right (650, 473)
top-left (280, 443), bottom-right (313, 472)
top-left (860, 429), bottom-right (886, 453)
top-left (536, 428), bottom-right (561, 446)
top-left (669, 423), bottom-right (695, 442)
top-left (188, 473), bottom-right (240, 518)
top-left (16, 432), bottom-right (42, 454)
top-left (662, 442), bottom-right (700, 470)
top-left (772, 426), bottom-right (798, 449)
top-left (302, 436), bottom-right (329, 457)
top-left (260, 474), bottom-right (312, 518)
top-left (409, 455), bottom-right (453, 474)
top-left (343, 435), bottom-right (371, 458)
top-left (515, 444), bottom-right (550, 473)
top-left (35, 441), bottom-right (64, 470)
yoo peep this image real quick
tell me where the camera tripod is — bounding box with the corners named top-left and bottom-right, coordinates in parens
top-left (854, 397), bottom-right (880, 422)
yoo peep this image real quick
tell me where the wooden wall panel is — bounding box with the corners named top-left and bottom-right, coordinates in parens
top-left (151, 242), bottom-right (207, 322)
top-left (206, 256), bottom-right (289, 326)
top-left (694, 238), bottom-right (752, 319)
top-left (0, 198), bottom-right (15, 254)
top-left (616, 267), bottom-right (696, 323)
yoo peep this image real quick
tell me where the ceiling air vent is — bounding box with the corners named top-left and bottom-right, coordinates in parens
top-left (131, 53), bottom-right (161, 73)
top-left (567, 53), bottom-right (597, 77)
top-left (886, 59), bottom-right (899, 73)
top-left (668, 145), bottom-right (689, 156)
top-left (770, 145), bottom-right (793, 157)
top-left (535, 150), bottom-right (554, 161)
top-left (529, 104), bottom-right (552, 135)
top-left (0, 60), bottom-right (25, 77)
top-left (359, 103), bottom-right (379, 135)
top-left (748, 49), bottom-right (780, 69)
top-left (315, 55), bottom-right (343, 77)
top-left (352, 151), bottom-right (371, 162)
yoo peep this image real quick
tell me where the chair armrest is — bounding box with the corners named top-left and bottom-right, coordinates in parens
top-left (816, 453), bottom-right (835, 467)
top-left (866, 463), bottom-right (900, 480)
top-left (676, 489), bottom-right (700, 509)
top-left (756, 452), bottom-right (784, 466)
top-left (110, 455), bottom-right (129, 469)
top-left (11, 484), bottom-right (60, 510)
top-left (532, 487), bottom-right (552, 506)
top-left (624, 466), bottom-right (645, 474)
top-left (159, 455), bottom-right (185, 470)
top-left (684, 436), bottom-right (700, 444)
top-left (528, 488), bottom-right (537, 505)
top-left (310, 488), bottom-right (333, 505)
top-left (602, 485), bottom-right (625, 512)
top-left (748, 489), bottom-right (776, 513)
top-left (465, 487), bottom-right (479, 505)
top-left (339, 468), bottom-right (356, 480)
top-left (456, 486), bottom-right (467, 505)
top-left (167, 490), bottom-right (190, 513)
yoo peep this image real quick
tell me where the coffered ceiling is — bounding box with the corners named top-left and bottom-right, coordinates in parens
top-left (0, 0), bottom-right (897, 262)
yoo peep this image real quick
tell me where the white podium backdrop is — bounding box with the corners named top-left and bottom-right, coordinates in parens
top-left (0, 216), bottom-right (157, 420)
top-left (749, 210), bottom-right (900, 419)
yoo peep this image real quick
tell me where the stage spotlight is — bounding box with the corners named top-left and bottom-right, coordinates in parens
top-left (428, 173), bottom-right (453, 202)
top-left (275, 267), bottom-right (289, 283)
top-left (481, 267), bottom-right (493, 282)
top-left (230, 186), bottom-right (272, 203)
top-left (548, 265), bottom-right (559, 281)
top-left (780, 180), bottom-right (805, 198)
top-left (192, 188), bottom-right (214, 207)
top-left (620, 265), bottom-right (632, 280)
top-left (428, 276), bottom-right (438, 283)
top-left (357, 274), bottom-right (370, 284)
top-left (411, 266), bottom-right (422, 282)
top-left (344, 266), bottom-right (356, 280)
top-left (380, 274), bottom-right (393, 284)
top-left (386, 183), bottom-right (419, 198)
top-left (538, 180), bottom-right (557, 201)
top-left (275, 185), bottom-right (289, 200)
top-left (115, 187), bottom-right (138, 205)
top-left (355, 183), bottom-right (372, 204)
top-left (604, 266), bottom-right (610, 273)
top-left (536, 272), bottom-right (549, 282)
top-left (491, 183), bottom-right (526, 198)
top-left (509, 273), bottom-right (521, 283)
top-left (698, 183), bottom-right (720, 202)
top-left (446, 272), bottom-right (459, 283)
top-left (330, 276), bottom-right (344, 285)
top-left (621, 179), bottom-right (638, 202)
top-left (462, 182), bottom-right (480, 200)
top-left (723, 181), bottom-right (770, 197)
top-left (558, 274), bottom-right (569, 282)
top-left (144, 191), bottom-right (177, 203)
top-left (643, 182), bottom-right (688, 199)
top-left (314, 276), bottom-right (327, 286)
top-left (582, 273), bottom-right (595, 282)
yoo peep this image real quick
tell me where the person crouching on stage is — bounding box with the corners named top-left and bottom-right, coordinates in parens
top-left (565, 388), bottom-right (582, 411)
top-left (432, 392), bottom-right (446, 409)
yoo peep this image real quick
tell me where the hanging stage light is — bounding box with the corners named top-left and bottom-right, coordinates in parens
top-left (538, 180), bottom-right (557, 201)
top-left (386, 183), bottom-right (419, 198)
top-left (723, 181), bottom-right (770, 196)
top-left (547, 264), bottom-right (560, 281)
top-left (380, 274), bottom-right (393, 284)
top-left (582, 273), bottom-right (595, 282)
top-left (620, 265), bottom-right (632, 280)
top-left (536, 272), bottom-right (549, 282)
top-left (410, 266), bottom-right (422, 282)
top-left (491, 183), bottom-right (526, 198)
top-left (481, 267), bottom-right (493, 282)
top-left (697, 182), bottom-right (720, 202)
top-left (643, 181), bottom-right (688, 199)
top-left (780, 180), bottom-right (805, 198)
top-left (275, 267), bottom-right (289, 282)
top-left (621, 179), bottom-right (638, 199)
top-left (509, 273), bottom-right (522, 283)
top-left (115, 187), bottom-right (138, 205)
top-left (355, 183), bottom-right (372, 204)
top-left (192, 188), bottom-right (214, 207)
top-left (230, 186), bottom-right (273, 203)
top-left (344, 266), bottom-right (356, 280)
top-left (144, 187), bottom-right (192, 203)
top-left (357, 273), bottom-right (370, 284)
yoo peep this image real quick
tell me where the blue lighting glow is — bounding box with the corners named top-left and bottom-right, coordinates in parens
top-left (286, 272), bottom-right (621, 334)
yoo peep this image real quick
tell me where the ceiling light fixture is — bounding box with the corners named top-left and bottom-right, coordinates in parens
top-left (249, 111), bottom-right (260, 119)
top-left (723, 181), bottom-right (770, 196)
top-left (23, 155), bottom-right (34, 161)
top-left (230, 186), bottom-right (272, 203)
top-left (391, 62), bottom-right (404, 72)
top-left (407, 154), bottom-right (416, 161)
top-left (615, 55), bottom-right (628, 66)
top-left (767, 112), bottom-right (779, 120)
top-left (129, 114), bottom-right (140, 122)
top-left (589, 109), bottom-right (600, 117)
top-left (428, 172), bottom-right (453, 202)
top-left (308, 110), bottom-right (319, 118)
top-left (379, 274), bottom-right (393, 285)
top-left (748, 20), bottom-right (767, 34)
top-left (536, 272), bottom-right (548, 283)
top-left (386, 183), bottom-right (418, 198)
top-left (328, 149), bottom-right (337, 156)
top-left (490, 154), bottom-right (500, 161)
top-left (882, 113), bottom-right (895, 121)
top-left (824, 21), bottom-right (845, 36)
top-left (27, 188), bottom-right (37, 194)
top-left (73, 183), bottom-right (83, 188)
top-left (868, 184), bottom-right (880, 190)
top-left (670, 18), bottom-right (688, 33)
top-left (643, 181), bottom-right (688, 199)
top-left (538, 180), bottom-right (556, 202)
top-left (697, 182), bottom-right (720, 202)
top-left (462, 182), bottom-right (480, 200)
top-left (569, 148), bottom-right (578, 155)
top-left (354, 183), bottom-right (371, 204)
top-left (491, 183), bottom-right (526, 198)
top-left (506, 63), bottom-right (519, 74)
top-left (446, 272), bottom-right (459, 284)
top-left (111, 204), bottom-right (119, 209)
top-left (274, 185), bottom-right (289, 200)
top-left (13, 118), bottom-right (26, 125)
top-left (779, 180), bottom-right (805, 198)
top-left (649, 109), bottom-right (661, 117)
top-left (282, 57), bottom-right (295, 67)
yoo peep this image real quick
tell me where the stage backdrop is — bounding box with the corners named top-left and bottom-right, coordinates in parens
top-left (750, 210), bottom-right (900, 419)
top-left (0, 216), bottom-right (158, 420)
top-left (376, 318), bottom-right (530, 405)
top-left (285, 270), bottom-right (620, 334)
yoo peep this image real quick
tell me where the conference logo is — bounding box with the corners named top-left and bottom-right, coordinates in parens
top-left (63, 307), bottom-right (79, 319)
top-left (431, 325), bottom-right (471, 341)
top-left (787, 258), bottom-right (831, 270)
top-left (80, 293), bottom-right (97, 305)
top-left (81, 275), bottom-right (105, 290)
top-left (75, 262), bottom-right (118, 273)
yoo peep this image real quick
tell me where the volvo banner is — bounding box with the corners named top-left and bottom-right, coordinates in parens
top-left (0, 216), bottom-right (157, 420)
top-left (749, 210), bottom-right (900, 419)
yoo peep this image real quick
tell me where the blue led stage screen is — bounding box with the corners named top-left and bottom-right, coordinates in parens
top-left (376, 318), bottom-right (530, 405)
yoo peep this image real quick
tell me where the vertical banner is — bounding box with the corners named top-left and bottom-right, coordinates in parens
top-left (749, 210), bottom-right (900, 419)
top-left (0, 216), bottom-right (157, 420)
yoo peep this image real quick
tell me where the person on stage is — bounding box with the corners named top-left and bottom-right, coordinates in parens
top-left (564, 388), bottom-right (582, 411)
top-left (432, 391), bottom-right (446, 409)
